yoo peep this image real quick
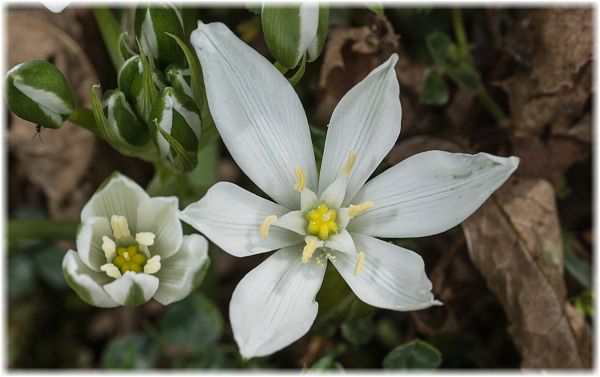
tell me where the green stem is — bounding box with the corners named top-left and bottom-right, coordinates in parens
top-left (93, 7), bottom-right (122, 70)
top-left (451, 8), bottom-right (508, 123)
top-left (274, 61), bottom-right (289, 74)
top-left (8, 219), bottom-right (79, 241)
top-left (67, 107), bottom-right (97, 132)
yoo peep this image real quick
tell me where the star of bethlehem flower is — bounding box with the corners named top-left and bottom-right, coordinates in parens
top-left (182, 22), bottom-right (519, 358)
top-left (63, 173), bottom-right (210, 307)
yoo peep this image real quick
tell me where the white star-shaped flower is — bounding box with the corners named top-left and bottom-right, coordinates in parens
top-left (182, 22), bottom-right (519, 358)
top-left (63, 173), bottom-right (210, 307)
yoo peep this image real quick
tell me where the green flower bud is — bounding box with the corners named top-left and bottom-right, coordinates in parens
top-left (166, 65), bottom-right (194, 101)
top-left (262, 4), bottom-right (329, 69)
top-left (134, 4), bottom-right (185, 69)
top-left (5, 60), bottom-right (75, 129)
top-left (117, 55), bottom-right (168, 123)
top-left (150, 87), bottom-right (201, 173)
top-left (103, 89), bottom-right (151, 148)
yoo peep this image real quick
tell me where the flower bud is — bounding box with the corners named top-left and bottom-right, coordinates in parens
top-left (150, 87), bottom-right (202, 172)
top-left (134, 4), bottom-right (185, 69)
top-left (261, 4), bottom-right (329, 69)
top-left (103, 89), bottom-right (152, 149)
top-left (117, 55), bottom-right (168, 123)
top-left (166, 65), bottom-right (194, 102)
top-left (5, 60), bottom-right (75, 129)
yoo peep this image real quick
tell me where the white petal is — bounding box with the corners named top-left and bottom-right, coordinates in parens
top-left (230, 246), bottom-right (326, 358)
top-left (136, 196), bottom-right (182, 260)
top-left (103, 272), bottom-right (159, 307)
top-left (319, 175), bottom-right (347, 210)
top-left (81, 173), bottom-right (149, 224)
top-left (40, 0), bottom-right (70, 13)
top-left (324, 229), bottom-right (356, 255)
top-left (301, 188), bottom-right (319, 212)
top-left (191, 22), bottom-right (317, 209)
top-left (180, 182), bottom-right (304, 257)
top-left (273, 210), bottom-right (306, 236)
top-left (154, 234), bottom-right (210, 305)
top-left (62, 250), bottom-right (118, 308)
top-left (318, 54), bottom-right (401, 206)
top-left (76, 216), bottom-right (112, 271)
top-left (297, 3), bottom-right (320, 65)
top-left (332, 233), bottom-right (440, 310)
top-left (349, 151), bottom-right (520, 238)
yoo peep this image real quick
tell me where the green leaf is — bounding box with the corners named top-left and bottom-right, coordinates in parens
top-left (383, 339), bottom-right (442, 369)
top-left (8, 255), bottom-right (36, 299)
top-left (159, 293), bottom-right (223, 348)
top-left (101, 333), bottom-right (158, 369)
top-left (92, 8), bottom-right (122, 70)
top-left (33, 246), bottom-right (68, 290)
top-left (426, 32), bottom-right (454, 66)
top-left (420, 69), bottom-right (449, 105)
top-left (446, 65), bottom-right (481, 92)
top-left (573, 290), bottom-right (593, 318)
top-left (340, 314), bottom-right (374, 346)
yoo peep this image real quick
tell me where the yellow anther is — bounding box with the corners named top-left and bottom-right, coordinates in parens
top-left (353, 251), bottom-right (366, 276)
top-left (110, 215), bottom-right (131, 239)
top-left (305, 204), bottom-right (338, 240)
top-left (342, 150), bottom-right (357, 176)
top-left (259, 215), bottom-right (278, 239)
top-left (144, 255), bottom-right (162, 274)
top-left (348, 201), bottom-right (373, 218)
top-left (301, 239), bottom-right (318, 263)
top-left (294, 167), bottom-right (307, 192)
top-left (101, 263), bottom-right (122, 279)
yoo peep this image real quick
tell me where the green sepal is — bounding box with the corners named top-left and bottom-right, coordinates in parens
top-left (150, 87), bottom-right (201, 173)
top-left (91, 85), bottom-right (157, 162)
top-left (166, 64), bottom-right (194, 101)
top-left (117, 32), bottom-right (137, 65)
top-left (134, 4), bottom-right (185, 69)
top-left (261, 5), bottom-right (305, 69)
top-left (103, 89), bottom-right (150, 146)
top-left (117, 54), bottom-right (167, 124)
top-left (6, 60), bottom-right (75, 129)
top-left (166, 31), bottom-right (219, 149)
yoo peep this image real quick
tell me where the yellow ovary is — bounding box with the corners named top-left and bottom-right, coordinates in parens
top-left (305, 204), bottom-right (338, 240)
top-left (112, 245), bottom-right (147, 274)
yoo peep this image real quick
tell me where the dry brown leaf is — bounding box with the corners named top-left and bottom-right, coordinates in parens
top-left (463, 177), bottom-right (591, 368)
top-left (7, 11), bottom-right (98, 220)
top-left (315, 14), bottom-right (399, 126)
top-left (500, 8), bottom-right (592, 138)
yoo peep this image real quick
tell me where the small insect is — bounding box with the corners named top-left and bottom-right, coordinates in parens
top-left (32, 124), bottom-right (44, 143)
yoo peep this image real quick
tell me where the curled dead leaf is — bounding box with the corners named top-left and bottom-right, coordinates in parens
top-left (462, 177), bottom-right (591, 368)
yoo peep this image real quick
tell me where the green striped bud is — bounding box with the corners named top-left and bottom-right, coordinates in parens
top-left (261, 4), bottom-right (329, 69)
top-left (117, 55), bottom-right (168, 123)
top-left (103, 89), bottom-right (152, 149)
top-left (134, 4), bottom-right (185, 69)
top-left (166, 65), bottom-right (194, 102)
top-left (150, 87), bottom-right (201, 173)
top-left (5, 60), bottom-right (75, 129)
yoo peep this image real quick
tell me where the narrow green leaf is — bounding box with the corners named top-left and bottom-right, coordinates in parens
top-left (92, 8), bottom-right (122, 70)
top-left (383, 339), bottom-right (442, 369)
top-left (366, 3), bottom-right (384, 15)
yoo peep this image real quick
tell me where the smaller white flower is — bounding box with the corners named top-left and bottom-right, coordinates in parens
top-left (63, 173), bottom-right (210, 307)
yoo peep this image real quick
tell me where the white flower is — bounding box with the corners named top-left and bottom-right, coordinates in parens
top-left (183, 22), bottom-right (519, 358)
top-left (63, 173), bottom-right (210, 307)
